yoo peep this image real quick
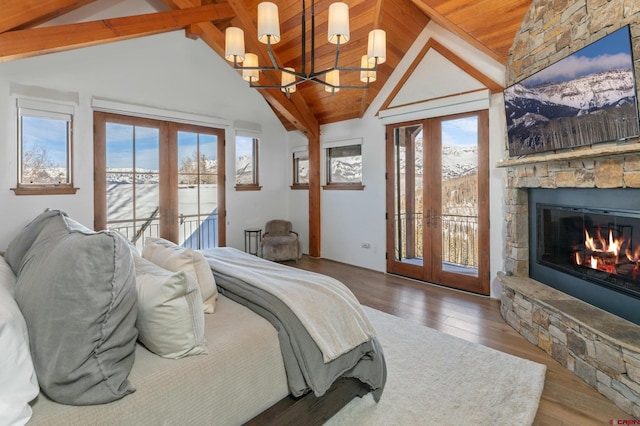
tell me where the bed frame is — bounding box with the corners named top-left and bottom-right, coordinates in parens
top-left (245, 378), bottom-right (371, 425)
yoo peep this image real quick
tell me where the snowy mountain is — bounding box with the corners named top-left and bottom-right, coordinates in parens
top-left (505, 69), bottom-right (639, 155)
top-left (397, 140), bottom-right (477, 181)
top-left (505, 69), bottom-right (636, 116)
top-left (441, 145), bottom-right (477, 180)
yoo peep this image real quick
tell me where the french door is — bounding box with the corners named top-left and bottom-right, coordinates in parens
top-left (386, 110), bottom-right (489, 294)
top-left (94, 112), bottom-right (225, 250)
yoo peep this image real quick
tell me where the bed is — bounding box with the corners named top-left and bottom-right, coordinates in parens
top-left (2, 210), bottom-right (385, 425)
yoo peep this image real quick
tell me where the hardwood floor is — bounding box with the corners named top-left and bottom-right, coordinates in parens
top-left (291, 256), bottom-right (632, 425)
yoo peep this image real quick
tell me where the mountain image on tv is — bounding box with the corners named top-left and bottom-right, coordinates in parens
top-left (505, 25), bottom-right (640, 157)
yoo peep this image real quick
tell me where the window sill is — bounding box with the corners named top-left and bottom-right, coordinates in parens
top-left (11, 186), bottom-right (79, 196)
top-left (235, 184), bottom-right (262, 191)
top-left (290, 183), bottom-right (309, 190)
top-left (322, 183), bottom-right (365, 191)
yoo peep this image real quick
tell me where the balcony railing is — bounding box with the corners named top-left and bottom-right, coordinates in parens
top-left (395, 212), bottom-right (478, 269)
top-left (108, 214), bottom-right (218, 251)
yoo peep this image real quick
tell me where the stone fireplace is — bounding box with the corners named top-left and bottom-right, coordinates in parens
top-left (529, 187), bottom-right (640, 324)
top-left (496, 0), bottom-right (640, 417)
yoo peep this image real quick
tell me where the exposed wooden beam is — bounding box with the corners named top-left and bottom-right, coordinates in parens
top-left (409, 0), bottom-right (505, 64)
top-left (0, 0), bottom-right (96, 33)
top-left (308, 132), bottom-right (321, 257)
top-left (0, 4), bottom-right (234, 62)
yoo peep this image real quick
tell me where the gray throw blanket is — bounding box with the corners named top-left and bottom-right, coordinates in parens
top-left (201, 248), bottom-right (386, 400)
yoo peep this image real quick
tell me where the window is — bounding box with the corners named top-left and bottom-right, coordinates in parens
top-left (235, 135), bottom-right (260, 190)
top-left (13, 99), bottom-right (77, 195)
top-left (291, 150), bottom-right (309, 189)
top-left (323, 143), bottom-right (364, 190)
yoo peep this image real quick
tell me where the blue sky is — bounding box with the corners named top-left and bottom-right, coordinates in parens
top-left (22, 116), bottom-right (68, 168)
top-left (235, 135), bottom-right (255, 157)
top-left (524, 26), bottom-right (633, 86)
top-left (441, 116), bottom-right (478, 146)
top-left (105, 124), bottom-right (218, 171)
top-left (417, 116), bottom-right (478, 147)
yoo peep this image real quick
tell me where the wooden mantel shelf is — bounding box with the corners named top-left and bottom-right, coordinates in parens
top-left (496, 138), bottom-right (640, 168)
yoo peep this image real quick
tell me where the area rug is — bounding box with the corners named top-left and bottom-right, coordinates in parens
top-left (328, 307), bottom-right (546, 425)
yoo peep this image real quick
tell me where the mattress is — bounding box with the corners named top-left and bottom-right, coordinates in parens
top-left (28, 295), bottom-right (290, 425)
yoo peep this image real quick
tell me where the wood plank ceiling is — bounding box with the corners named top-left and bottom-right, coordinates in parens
top-left (0, 0), bottom-right (533, 136)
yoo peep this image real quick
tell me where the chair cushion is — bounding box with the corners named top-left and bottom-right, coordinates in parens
top-left (14, 212), bottom-right (138, 405)
top-left (264, 220), bottom-right (292, 236)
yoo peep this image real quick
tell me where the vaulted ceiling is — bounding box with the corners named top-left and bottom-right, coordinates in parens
top-left (0, 0), bottom-right (533, 137)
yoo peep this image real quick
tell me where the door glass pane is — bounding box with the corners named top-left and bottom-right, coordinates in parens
top-left (177, 131), bottom-right (218, 249)
top-left (440, 117), bottom-right (478, 277)
top-left (393, 124), bottom-right (423, 266)
top-left (106, 123), bottom-right (133, 172)
top-left (105, 122), bottom-right (160, 251)
top-left (135, 126), bottom-right (159, 172)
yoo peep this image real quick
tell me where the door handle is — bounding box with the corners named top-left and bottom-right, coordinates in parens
top-left (431, 210), bottom-right (440, 227)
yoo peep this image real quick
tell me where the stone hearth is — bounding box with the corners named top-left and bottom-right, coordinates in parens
top-left (499, 273), bottom-right (640, 417)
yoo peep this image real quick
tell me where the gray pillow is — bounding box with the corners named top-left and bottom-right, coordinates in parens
top-left (15, 212), bottom-right (138, 405)
top-left (4, 209), bottom-right (63, 276)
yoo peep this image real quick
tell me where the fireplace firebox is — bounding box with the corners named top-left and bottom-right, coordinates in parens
top-left (529, 188), bottom-right (640, 326)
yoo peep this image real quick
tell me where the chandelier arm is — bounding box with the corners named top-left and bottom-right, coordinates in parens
top-left (249, 78), bottom-right (370, 90)
top-left (265, 36), bottom-right (280, 70)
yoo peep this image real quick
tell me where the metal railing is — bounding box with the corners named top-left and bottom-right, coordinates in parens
top-left (441, 214), bottom-right (478, 269)
top-left (108, 214), bottom-right (218, 250)
top-left (395, 212), bottom-right (478, 269)
top-left (179, 214), bottom-right (218, 250)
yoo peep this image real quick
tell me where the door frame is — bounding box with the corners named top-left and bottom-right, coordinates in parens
top-left (93, 111), bottom-right (226, 247)
top-left (385, 110), bottom-right (490, 295)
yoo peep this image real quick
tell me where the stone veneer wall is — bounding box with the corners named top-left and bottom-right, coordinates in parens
top-left (503, 0), bottom-right (640, 277)
top-left (499, 0), bottom-right (640, 417)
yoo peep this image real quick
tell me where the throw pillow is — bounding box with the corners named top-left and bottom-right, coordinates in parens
top-left (142, 237), bottom-right (218, 313)
top-left (0, 256), bottom-right (39, 426)
top-left (15, 212), bottom-right (138, 405)
top-left (133, 253), bottom-right (207, 358)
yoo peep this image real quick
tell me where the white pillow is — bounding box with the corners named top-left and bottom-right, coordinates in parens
top-left (133, 254), bottom-right (207, 358)
top-left (142, 237), bottom-right (218, 313)
top-left (0, 256), bottom-right (39, 426)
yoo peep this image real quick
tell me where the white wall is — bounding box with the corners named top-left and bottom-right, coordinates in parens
top-left (305, 21), bottom-right (508, 297)
top-left (0, 1), bottom-right (291, 252)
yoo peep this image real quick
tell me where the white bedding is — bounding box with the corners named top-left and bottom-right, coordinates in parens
top-left (202, 247), bottom-right (376, 363)
top-left (27, 295), bottom-right (289, 425)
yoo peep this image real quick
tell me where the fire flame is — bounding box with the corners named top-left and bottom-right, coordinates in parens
top-left (626, 245), bottom-right (640, 263)
top-left (583, 227), bottom-right (624, 255)
top-left (578, 227), bottom-right (625, 274)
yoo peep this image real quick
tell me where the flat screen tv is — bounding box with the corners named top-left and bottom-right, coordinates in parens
top-left (504, 25), bottom-right (640, 157)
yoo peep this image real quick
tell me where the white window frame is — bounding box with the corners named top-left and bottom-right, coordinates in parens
top-left (322, 138), bottom-right (364, 190)
top-left (234, 131), bottom-right (261, 190)
top-left (13, 98), bottom-right (77, 195)
top-left (291, 147), bottom-right (309, 189)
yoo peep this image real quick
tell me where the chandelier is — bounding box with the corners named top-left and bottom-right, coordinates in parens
top-left (224, 1), bottom-right (387, 96)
